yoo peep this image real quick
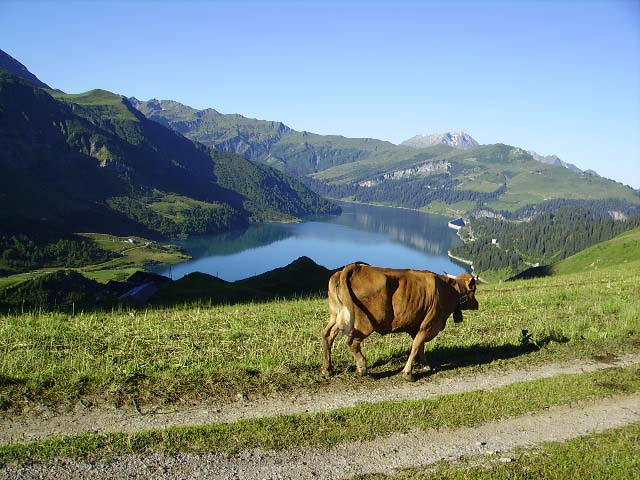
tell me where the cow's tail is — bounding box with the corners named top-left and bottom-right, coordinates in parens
top-left (335, 263), bottom-right (358, 335)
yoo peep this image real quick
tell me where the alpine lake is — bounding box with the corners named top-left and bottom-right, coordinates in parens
top-left (151, 202), bottom-right (469, 281)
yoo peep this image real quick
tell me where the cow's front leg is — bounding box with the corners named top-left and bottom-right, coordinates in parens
top-left (347, 333), bottom-right (367, 375)
top-left (402, 329), bottom-right (429, 382)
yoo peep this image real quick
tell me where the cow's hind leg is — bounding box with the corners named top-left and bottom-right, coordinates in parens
top-left (347, 333), bottom-right (368, 375)
top-left (321, 320), bottom-right (341, 377)
top-left (402, 329), bottom-right (429, 382)
top-left (413, 337), bottom-right (432, 372)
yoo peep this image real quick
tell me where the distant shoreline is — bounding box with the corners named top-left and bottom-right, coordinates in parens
top-left (327, 198), bottom-right (455, 220)
top-left (447, 250), bottom-right (474, 267)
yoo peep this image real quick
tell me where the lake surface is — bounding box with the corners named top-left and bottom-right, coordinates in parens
top-left (151, 202), bottom-right (468, 281)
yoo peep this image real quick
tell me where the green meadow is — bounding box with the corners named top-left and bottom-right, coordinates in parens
top-left (1, 257), bottom-right (638, 412)
top-left (1, 232), bottom-right (638, 470)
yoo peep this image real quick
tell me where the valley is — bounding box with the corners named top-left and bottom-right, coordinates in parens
top-left (1, 38), bottom-right (639, 480)
top-left (130, 98), bottom-right (640, 219)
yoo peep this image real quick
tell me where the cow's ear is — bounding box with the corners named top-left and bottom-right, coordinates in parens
top-left (466, 276), bottom-right (476, 289)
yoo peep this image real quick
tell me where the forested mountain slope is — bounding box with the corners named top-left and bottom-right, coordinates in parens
top-left (0, 67), bottom-right (337, 240)
top-left (451, 206), bottom-right (640, 279)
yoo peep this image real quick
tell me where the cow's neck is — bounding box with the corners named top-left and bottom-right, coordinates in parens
top-left (453, 278), bottom-right (469, 308)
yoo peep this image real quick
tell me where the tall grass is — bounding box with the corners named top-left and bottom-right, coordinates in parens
top-left (1, 261), bottom-right (639, 410)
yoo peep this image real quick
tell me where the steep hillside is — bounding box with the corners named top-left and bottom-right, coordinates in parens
top-left (550, 227), bottom-right (640, 276)
top-left (0, 49), bottom-right (50, 89)
top-left (0, 68), bottom-right (337, 239)
top-left (0, 69), bottom-right (147, 235)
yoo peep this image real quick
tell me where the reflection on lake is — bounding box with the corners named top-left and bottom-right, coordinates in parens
top-left (151, 202), bottom-right (468, 281)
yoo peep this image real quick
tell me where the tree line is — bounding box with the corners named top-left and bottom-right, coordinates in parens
top-left (303, 175), bottom-right (505, 209)
top-left (0, 234), bottom-right (116, 276)
top-left (451, 205), bottom-right (640, 275)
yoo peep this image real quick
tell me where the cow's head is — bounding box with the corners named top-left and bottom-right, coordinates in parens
top-left (456, 273), bottom-right (479, 311)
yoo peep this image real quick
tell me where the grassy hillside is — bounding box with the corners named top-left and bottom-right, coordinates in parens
top-left (0, 233), bottom-right (189, 306)
top-left (1, 255), bottom-right (638, 411)
top-left (0, 227), bottom-right (116, 276)
top-left (313, 144), bottom-right (640, 215)
top-left (149, 256), bottom-right (332, 306)
top-left (550, 227), bottom-right (640, 275)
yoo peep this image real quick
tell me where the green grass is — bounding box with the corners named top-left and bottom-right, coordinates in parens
top-left (0, 233), bottom-right (188, 292)
top-left (454, 178), bottom-right (503, 193)
top-left (48, 89), bottom-right (139, 121)
top-left (0, 275), bottom-right (31, 290)
top-left (0, 365), bottom-right (638, 465)
top-left (78, 233), bottom-right (190, 271)
top-left (0, 260), bottom-right (638, 411)
top-left (419, 200), bottom-right (477, 217)
top-left (551, 227), bottom-right (640, 275)
top-left (147, 193), bottom-right (229, 220)
top-left (82, 268), bottom-right (140, 284)
top-left (355, 423), bottom-right (640, 480)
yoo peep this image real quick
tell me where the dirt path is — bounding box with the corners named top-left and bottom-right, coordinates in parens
top-left (3, 393), bottom-right (639, 479)
top-left (2, 352), bottom-right (639, 445)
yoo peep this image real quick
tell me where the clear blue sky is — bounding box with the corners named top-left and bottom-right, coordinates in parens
top-left (2, 0), bottom-right (639, 188)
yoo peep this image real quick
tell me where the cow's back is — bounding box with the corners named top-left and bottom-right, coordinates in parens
top-left (348, 265), bottom-right (438, 335)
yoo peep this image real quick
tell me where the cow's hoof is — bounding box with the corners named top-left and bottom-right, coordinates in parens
top-left (356, 367), bottom-right (368, 376)
top-left (419, 364), bottom-right (433, 372)
top-left (320, 367), bottom-right (333, 377)
top-left (402, 371), bottom-right (414, 382)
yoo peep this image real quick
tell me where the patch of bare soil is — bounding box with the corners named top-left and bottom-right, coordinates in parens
top-left (3, 394), bottom-right (639, 479)
top-left (1, 352), bottom-right (639, 446)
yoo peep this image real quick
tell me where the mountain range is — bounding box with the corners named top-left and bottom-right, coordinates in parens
top-left (2, 47), bottom-right (639, 242)
top-left (526, 150), bottom-right (585, 175)
top-left (130, 97), bottom-right (425, 177)
top-left (130, 98), bottom-right (639, 218)
top-left (0, 50), bottom-right (337, 239)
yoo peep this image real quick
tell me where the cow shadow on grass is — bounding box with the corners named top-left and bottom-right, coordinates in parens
top-left (367, 333), bottom-right (569, 380)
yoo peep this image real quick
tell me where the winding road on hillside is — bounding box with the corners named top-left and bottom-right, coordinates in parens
top-left (2, 353), bottom-right (640, 479)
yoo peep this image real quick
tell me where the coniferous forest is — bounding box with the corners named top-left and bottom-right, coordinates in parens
top-left (451, 206), bottom-right (640, 276)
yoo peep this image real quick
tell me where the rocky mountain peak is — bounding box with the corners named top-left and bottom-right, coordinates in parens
top-left (527, 150), bottom-right (586, 174)
top-left (401, 131), bottom-right (479, 150)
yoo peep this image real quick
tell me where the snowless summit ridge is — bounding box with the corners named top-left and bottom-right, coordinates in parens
top-left (401, 131), bottom-right (479, 150)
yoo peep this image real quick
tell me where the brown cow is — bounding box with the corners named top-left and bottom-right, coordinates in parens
top-left (321, 263), bottom-right (479, 381)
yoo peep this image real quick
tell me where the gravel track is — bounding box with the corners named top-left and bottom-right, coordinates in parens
top-left (2, 394), bottom-right (639, 479)
top-left (2, 352), bottom-right (639, 445)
